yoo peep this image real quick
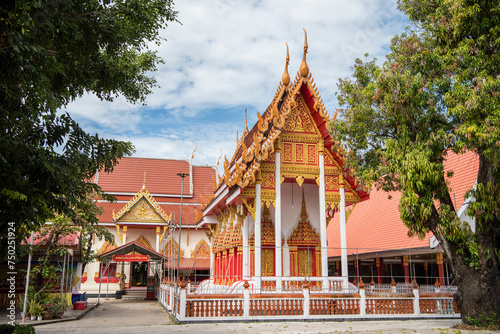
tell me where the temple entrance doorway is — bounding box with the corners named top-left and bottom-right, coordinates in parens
top-left (130, 262), bottom-right (148, 287)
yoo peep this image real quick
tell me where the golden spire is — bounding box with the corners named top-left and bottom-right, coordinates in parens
top-left (244, 108), bottom-right (249, 136)
top-left (189, 142), bottom-right (197, 161)
top-left (300, 28), bottom-right (309, 77)
top-left (141, 172), bottom-right (146, 191)
top-left (282, 43), bottom-right (290, 86)
top-left (300, 189), bottom-right (308, 221)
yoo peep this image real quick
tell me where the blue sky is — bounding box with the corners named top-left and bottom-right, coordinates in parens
top-left (64, 0), bottom-right (408, 166)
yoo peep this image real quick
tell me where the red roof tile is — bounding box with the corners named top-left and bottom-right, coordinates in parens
top-left (96, 158), bottom-right (190, 195)
top-left (95, 158), bottom-right (215, 226)
top-left (327, 151), bottom-right (479, 258)
top-left (24, 231), bottom-right (80, 247)
top-left (165, 257), bottom-right (210, 270)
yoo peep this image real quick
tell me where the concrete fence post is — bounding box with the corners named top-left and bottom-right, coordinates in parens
top-left (359, 278), bottom-right (366, 317)
top-left (413, 280), bottom-right (420, 316)
top-left (243, 281), bottom-right (250, 318)
top-left (303, 282), bottom-right (310, 317)
top-left (169, 285), bottom-right (174, 310)
top-left (179, 280), bottom-right (187, 320)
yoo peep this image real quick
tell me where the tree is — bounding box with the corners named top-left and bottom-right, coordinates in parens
top-left (332, 0), bottom-right (500, 325)
top-left (0, 0), bottom-right (178, 258)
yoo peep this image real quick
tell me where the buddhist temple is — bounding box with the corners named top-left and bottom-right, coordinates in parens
top-left (198, 30), bottom-right (369, 291)
top-left (76, 32), bottom-right (470, 322)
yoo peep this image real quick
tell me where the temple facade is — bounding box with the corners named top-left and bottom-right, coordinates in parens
top-left (198, 32), bottom-right (369, 291)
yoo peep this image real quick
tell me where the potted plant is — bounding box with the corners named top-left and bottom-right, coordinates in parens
top-left (53, 298), bottom-right (67, 319)
top-left (28, 301), bottom-right (37, 321)
top-left (30, 303), bottom-right (43, 321)
top-left (42, 299), bottom-right (55, 320)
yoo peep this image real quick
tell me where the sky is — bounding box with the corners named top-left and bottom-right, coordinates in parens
top-left (64, 0), bottom-right (408, 167)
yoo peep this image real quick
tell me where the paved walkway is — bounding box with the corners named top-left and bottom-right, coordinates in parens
top-left (30, 299), bottom-right (499, 334)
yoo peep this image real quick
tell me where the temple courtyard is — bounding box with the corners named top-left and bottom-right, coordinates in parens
top-left (29, 299), bottom-right (496, 334)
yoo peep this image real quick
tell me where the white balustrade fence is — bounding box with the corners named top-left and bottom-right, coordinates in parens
top-left (158, 280), bottom-right (460, 323)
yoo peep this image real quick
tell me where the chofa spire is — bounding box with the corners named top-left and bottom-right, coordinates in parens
top-left (282, 43), bottom-right (290, 86)
top-left (299, 28), bottom-right (309, 77)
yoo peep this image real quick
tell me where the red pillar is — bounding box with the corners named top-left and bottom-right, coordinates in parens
top-left (424, 262), bottom-right (429, 285)
top-left (376, 257), bottom-right (385, 284)
top-left (402, 255), bottom-right (410, 283)
top-left (437, 253), bottom-right (445, 286)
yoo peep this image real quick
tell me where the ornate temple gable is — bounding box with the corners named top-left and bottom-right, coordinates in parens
top-left (135, 235), bottom-right (153, 250)
top-left (288, 192), bottom-right (320, 248)
top-left (113, 185), bottom-right (172, 224)
top-left (220, 31), bottom-right (332, 193)
top-left (162, 239), bottom-right (184, 258)
top-left (191, 239), bottom-right (210, 258)
top-left (281, 94), bottom-right (320, 135)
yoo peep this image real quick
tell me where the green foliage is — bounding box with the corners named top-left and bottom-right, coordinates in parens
top-left (465, 312), bottom-right (499, 329)
top-left (0, 0), bottom-right (178, 260)
top-left (0, 324), bottom-right (35, 334)
top-left (333, 0), bottom-right (500, 272)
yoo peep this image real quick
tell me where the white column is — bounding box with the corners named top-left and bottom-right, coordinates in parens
top-left (275, 150), bottom-right (282, 291)
top-left (210, 239), bottom-right (215, 280)
top-left (339, 175), bottom-right (348, 286)
top-left (242, 213), bottom-right (250, 279)
top-left (156, 227), bottom-right (160, 252)
top-left (254, 180), bottom-right (262, 289)
top-left (319, 148), bottom-right (328, 288)
top-left (123, 226), bottom-right (127, 244)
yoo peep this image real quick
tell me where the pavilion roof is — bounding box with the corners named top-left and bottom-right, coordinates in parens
top-left (99, 241), bottom-right (166, 261)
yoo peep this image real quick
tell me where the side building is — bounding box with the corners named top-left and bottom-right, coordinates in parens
top-left (327, 150), bottom-right (479, 287)
top-left (81, 157), bottom-right (215, 296)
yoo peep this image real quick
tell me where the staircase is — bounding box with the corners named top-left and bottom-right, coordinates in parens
top-left (123, 289), bottom-right (148, 299)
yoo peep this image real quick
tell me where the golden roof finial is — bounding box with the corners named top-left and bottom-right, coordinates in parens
top-left (244, 108), bottom-right (249, 136)
top-left (300, 28), bottom-right (309, 77)
top-left (282, 43), bottom-right (290, 86)
top-left (216, 149), bottom-right (222, 166)
top-left (141, 172), bottom-right (147, 191)
top-left (189, 142), bottom-right (197, 161)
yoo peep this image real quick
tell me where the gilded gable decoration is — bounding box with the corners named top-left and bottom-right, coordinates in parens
top-left (97, 241), bottom-right (117, 255)
top-left (135, 235), bottom-right (153, 250)
top-left (191, 239), bottom-right (211, 258)
top-left (162, 239), bottom-right (184, 258)
top-left (113, 184), bottom-right (172, 224)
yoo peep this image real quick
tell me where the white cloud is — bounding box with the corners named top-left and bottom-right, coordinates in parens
top-left (65, 0), bottom-right (408, 166)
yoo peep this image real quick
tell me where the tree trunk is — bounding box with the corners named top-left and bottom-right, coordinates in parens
top-left (438, 228), bottom-right (500, 324)
top-left (452, 257), bottom-right (500, 323)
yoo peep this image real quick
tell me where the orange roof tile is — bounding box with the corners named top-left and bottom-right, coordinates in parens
top-left (165, 257), bottom-right (210, 270)
top-left (327, 151), bottom-right (479, 258)
top-left (96, 158), bottom-right (190, 195)
top-left (95, 158), bottom-right (215, 226)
